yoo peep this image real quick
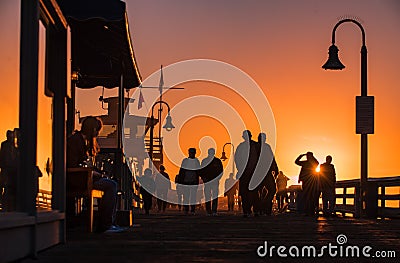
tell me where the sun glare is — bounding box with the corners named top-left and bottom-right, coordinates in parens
top-left (316, 165), bottom-right (320, 173)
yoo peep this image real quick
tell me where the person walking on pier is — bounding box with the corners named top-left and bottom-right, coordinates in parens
top-left (295, 152), bottom-right (319, 216)
top-left (224, 173), bottom-right (238, 212)
top-left (320, 155), bottom-right (336, 216)
top-left (200, 148), bottom-right (223, 216)
top-left (175, 173), bottom-right (184, 211)
top-left (235, 130), bottom-right (259, 217)
top-left (139, 168), bottom-right (156, 215)
top-left (276, 171), bottom-right (290, 212)
top-left (179, 148), bottom-right (201, 215)
top-left (255, 132), bottom-right (279, 216)
top-left (155, 165), bottom-right (171, 212)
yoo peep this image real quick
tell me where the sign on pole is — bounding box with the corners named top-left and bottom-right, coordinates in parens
top-left (356, 96), bottom-right (374, 134)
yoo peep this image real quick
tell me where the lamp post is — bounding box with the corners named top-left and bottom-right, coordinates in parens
top-left (149, 100), bottom-right (175, 169)
top-left (221, 142), bottom-right (235, 176)
top-left (322, 19), bottom-right (374, 217)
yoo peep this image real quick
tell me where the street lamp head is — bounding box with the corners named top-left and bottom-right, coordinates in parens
top-left (220, 151), bottom-right (228, 161)
top-left (322, 44), bottom-right (345, 70)
top-left (163, 114), bottom-right (175, 131)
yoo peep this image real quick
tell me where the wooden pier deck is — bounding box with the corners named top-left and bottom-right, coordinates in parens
top-left (22, 210), bottom-right (400, 263)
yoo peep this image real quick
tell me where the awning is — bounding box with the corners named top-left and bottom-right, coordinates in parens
top-left (58, 0), bottom-right (141, 89)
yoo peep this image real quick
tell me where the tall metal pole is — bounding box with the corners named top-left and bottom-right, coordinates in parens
top-left (149, 115), bottom-right (155, 169)
top-left (118, 73), bottom-right (125, 209)
top-left (329, 19), bottom-right (369, 216)
top-left (360, 45), bottom-right (368, 212)
top-left (231, 145), bottom-right (235, 176)
top-left (149, 101), bottom-right (172, 170)
top-left (118, 74), bottom-right (124, 152)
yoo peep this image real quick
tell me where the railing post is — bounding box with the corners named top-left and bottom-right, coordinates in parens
top-left (380, 186), bottom-right (385, 209)
top-left (380, 186), bottom-right (385, 217)
top-left (365, 181), bottom-right (378, 218)
top-left (342, 187), bottom-right (347, 217)
top-left (354, 183), bottom-right (361, 218)
top-left (288, 189), bottom-right (295, 211)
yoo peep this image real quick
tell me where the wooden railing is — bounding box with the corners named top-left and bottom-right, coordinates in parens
top-left (287, 185), bottom-right (301, 211)
top-left (334, 179), bottom-right (361, 217)
top-left (286, 176), bottom-right (400, 219)
top-left (36, 189), bottom-right (52, 209)
top-left (370, 176), bottom-right (400, 218)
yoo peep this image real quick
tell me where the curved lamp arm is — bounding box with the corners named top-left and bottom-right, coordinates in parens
top-left (151, 100), bottom-right (171, 117)
top-left (331, 19), bottom-right (366, 46)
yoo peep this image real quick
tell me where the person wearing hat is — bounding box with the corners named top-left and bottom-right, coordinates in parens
top-left (178, 148), bottom-right (201, 215)
top-left (155, 165), bottom-right (171, 212)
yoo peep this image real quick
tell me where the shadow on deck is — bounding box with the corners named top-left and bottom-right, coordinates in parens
top-left (21, 210), bottom-right (400, 263)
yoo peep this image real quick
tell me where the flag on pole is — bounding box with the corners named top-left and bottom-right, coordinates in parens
top-left (138, 89), bottom-right (145, 109)
top-left (159, 65), bottom-right (164, 95)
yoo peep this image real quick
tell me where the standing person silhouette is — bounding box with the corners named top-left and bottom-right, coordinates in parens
top-left (179, 148), bottom-right (201, 215)
top-left (67, 116), bottom-right (124, 233)
top-left (276, 171), bottom-right (290, 212)
top-left (320, 155), bottom-right (336, 216)
top-left (255, 132), bottom-right (279, 216)
top-left (0, 130), bottom-right (18, 211)
top-left (175, 173), bottom-right (184, 211)
top-left (234, 130), bottom-right (259, 217)
top-left (139, 168), bottom-right (156, 215)
top-left (155, 165), bottom-right (171, 212)
top-left (200, 148), bottom-right (223, 216)
top-left (224, 173), bottom-right (238, 212)
top-left (295, 152), bottom-right (319, 216)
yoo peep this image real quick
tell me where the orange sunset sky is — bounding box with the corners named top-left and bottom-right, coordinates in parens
top-left (0, 0), bottom-right (399, 187)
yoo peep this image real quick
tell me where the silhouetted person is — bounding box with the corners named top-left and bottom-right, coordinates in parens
top-left (276, 171), bottom-right (290, 212)
top-left (234, 130), bottom-right (259, 217)
top-left (67, 116), bottom-right (123, 233)
top-left (175, 173), bottom-right (184, 211)
top-left (295, 152), bottom-right (319, 216)
top-left (179, 148), bottom-right (200, 215)
top-left (224, 173), bottom-right (237, 212)
top-left (255, 132), bottom-right (278, 216)
top-left (139, 168), bottom-right (155, 215)
top-left (200, 148), bottom-right (223, 215)
top-left (155, 165), bottom-right (171, 212)
top-left (0, 130), bottom-right (18, 211)
top-left (320, 155), bottom-right (336, 216)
